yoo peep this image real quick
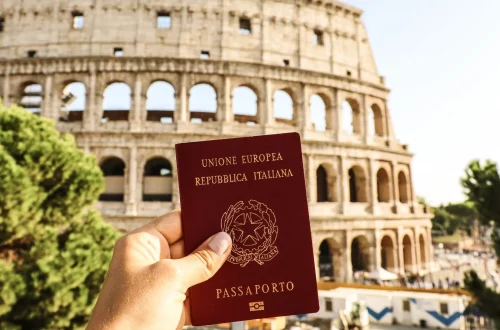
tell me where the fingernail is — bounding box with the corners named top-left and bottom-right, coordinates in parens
top-left (208, 232), bottom-right (232, 256)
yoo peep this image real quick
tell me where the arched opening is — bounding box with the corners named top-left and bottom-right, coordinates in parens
top-left (146, 81), bottom-right (175, 123)
top-left (99, 157), bottom-right (125, 202)
top-left (319, 238), bottom-right (341, 281)
top-left (351, 236), bottom-right (370, 272)
top-left (273, 89), bottom-right (294, 125)
top-left (189, 83), bottom-right (217, 123)
top-left (376, 168), bottom-right (390, 202)
top-left (348, 166), bottom-right (367, 203)
top-left (232, 86), bottom-right (258, 125)
top-left (381, 235), bottom-right (396, 271)
top-left (102, 82), bottom-right (131, 121)
top-left (20, 83), bottom-right (43, 114)
top-left (342, 99), bottom-right (361, 134)
top-left (371, 104), bottom-right (384, 137)
top-left (60, 82), bottom-right (86, 122)
top-left (419, 234), bottom-right (427, 268)
top-left (310, 94), bottom-right (326, 131)
top-left (317, 165), bottom-right (328, 202)
top-left (398, 171), bottom-right (409, 203)
top-left (143, 157), bottom-right (173, 202)
top-left (402, 235), bottom-right (414, 273)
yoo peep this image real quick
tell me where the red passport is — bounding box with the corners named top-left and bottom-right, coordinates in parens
top-left (175, 133), bottom-right (319, 325)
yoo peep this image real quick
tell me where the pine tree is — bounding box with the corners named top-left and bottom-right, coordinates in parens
top-left (0, 105), bottom-right (121, 329)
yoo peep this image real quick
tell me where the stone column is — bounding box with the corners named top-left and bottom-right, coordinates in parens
top-left (262, 79), bottom-right (274, 126)
top-left (126, 147), bottom-right (138, 216)
top-left (392, 245), bottom-right (400, 274)
top-left (307, 154), bottom-right (316, 203)
top-left (339, 157), bottom-right (348, 214)
top-left (130, 74), bottom-right (143, 131)
top-left (362, 94), bottom-right (370, 144)
top-left (374, 229), bottom-right (382, 270)
top-left (42, 75), bottom-right (53, 119)
top-left (391, 161), bottom-right (400, 213)
top-left (171, 162), bottom-right (181, 209)
top-left (345, 230), bottom-right (353, 282)
top-left (408, 165), bottom-right (417, 211)
top-left (397, 227), bottom-right (405, 274)
top-left (84, 66), bottom-right (97, 130)
top-left (218, 76), bottom-right (232, 123)
top-left (333, 89), bottom-right (342, 141)
top-left (298, 83), bottom-right (311, 129)
top-left (415, 229), bottom-right (422, 271)
top-left (368, 158), bottom-right (378, 214)
top-left (2, 66), bottom-right (10, 107)
top-left (175, 73), bottom-right (188, 124)
top-left (314, 249), bottom-right (320, 281)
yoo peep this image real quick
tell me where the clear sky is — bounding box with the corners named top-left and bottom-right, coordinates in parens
top-left (342, 0), bottom-right (500, 206)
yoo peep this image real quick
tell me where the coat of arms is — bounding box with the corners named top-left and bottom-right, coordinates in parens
top-left (221, 200), bottom-right (279, 267)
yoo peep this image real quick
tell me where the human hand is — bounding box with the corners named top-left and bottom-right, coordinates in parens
top-left (87, 210), bottom-right (232, 330)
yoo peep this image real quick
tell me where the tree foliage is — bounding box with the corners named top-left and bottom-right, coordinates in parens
top-left (0, 105), bottom-right (121, 329)
top-left (431, 202), bottom-right (477, 236)
top-left (461, 160), bottom-right (500, 325)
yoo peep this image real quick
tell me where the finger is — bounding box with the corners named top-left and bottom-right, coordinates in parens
top-left (169, 239), bottom-right (185, 259)
top-left (138, 210), bottom-right (183, 245)
top-left (172, 232), bottom-right (232, 289)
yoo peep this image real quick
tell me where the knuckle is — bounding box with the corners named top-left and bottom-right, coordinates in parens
top-left (194, 250), bottom-right (217, 278)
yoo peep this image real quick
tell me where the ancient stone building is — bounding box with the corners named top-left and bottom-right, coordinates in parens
top-left (0, 0), bottom-right (432, 282)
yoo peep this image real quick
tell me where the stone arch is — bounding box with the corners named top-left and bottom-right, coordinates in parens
top-left (316, 163), bottom-right (337, 202)
top-left (143, 157), bottom-right (173, 202)
top-left (146, 80), bottom-right (175, 123)
top-left (102, 82), bottom-right (131, 121)
top-left (232, 85), bottom-right (258, 124)
top-left (348, 165), bottom-right (367, 203)
top-left (381, 235), bottom-right (396, 272)
top-left (60, 81), bottom-right (86, 122)
top-left (351, 235), bottom-right (370, 272)
top-left (398, 171), bottom-right (409, 203)
top-left (376, 167), bottom-right (390, 203)
top-left (370, 104), bottom-right (384, 137)
top-left (342, 98), bottom-right (361, 134)
top-left (19, 82), bottom-right (43, 113)
top-left (319, 238), bottom-right (341, 281)
top-left (273, 89), bottom-right (294, 125)
top-left (310, 94), bottom-right (326, 131)
top-left (99, 157), bottom-right (126, 202)
top-left (402, 234), bottom-right (414, 273)
top-left (419, 234), bottom-right (427, 267)
top-left (189, 83), bottom-right (217, 123)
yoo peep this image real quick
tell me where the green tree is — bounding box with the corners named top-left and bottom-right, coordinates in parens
top-left (431, 202), bottom-right (477, 236)
top-left (0, 105), bottom-right (121, 329)
top-left (461, 160), bottom-right (500, 326)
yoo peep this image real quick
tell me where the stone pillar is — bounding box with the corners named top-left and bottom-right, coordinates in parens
top-left (42, 75), bottom-right (53, 119)
top-left (392, 246), bottom-right (399, 274)
top-left (391, 161), bottom-right (400, 213)
top-left (345, 230), bottom-right (353, 282)
top-left (172, 162), bottom-right (181, 209)
top-left (126, 147), bottom-right (138, 216)
top-left (307, 154), bottom-right (316, 203)
top-left (374, 229), bottom-right (382, 270)
top-left (298, 83), bottom-right (311, 129)
top-left (368, 158), bottom-right (378, 214)
top-left (411, 236), bottom-right (418, 274)
top-left (84, 66), bottom-right (97, 130)
top-left (131, 74), bottom-right (143, 131)
top-left (415, 229), bottom-right (422, 271)
top-left (408, 165), bottom-right (417, 210)
top-left (218, 76), bottom-right (232, 123)
top-left (2, 67), bottom-right (10, 107)
top-left (314, 250), bottom-right (320, 281)
top-left (339, 157), bottom-right (348, 214)
top-left (262, 79), bottom-right (274, 126)
top-left (333, 89), bottom-right (342, 141)
top-left (362, 94), bottom-right (370, 144)
top-left (175, 73), bottom-right (188, 123)
top-left (397, 227), bottom-right (405, 275)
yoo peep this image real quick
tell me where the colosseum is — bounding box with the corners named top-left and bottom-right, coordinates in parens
top-left (0, 0), bottom-right (432, 282)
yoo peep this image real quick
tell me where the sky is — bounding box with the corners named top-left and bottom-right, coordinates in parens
top-left (342, 0), bottom-right (500, 205)
top-left (63, 1), bottom-right (500, 206)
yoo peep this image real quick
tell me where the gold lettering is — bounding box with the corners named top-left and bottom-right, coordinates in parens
top-left (254, 285), bottom-right (261, 294)
top-left (279, 282), bottom-right (285, 291)
top-left (195, 177), bottom-right (201, 185)
top-left (231, 287), bottom-right (237, 297)
top-left (262, 284), bottom-right (270, 293)
top-left (286, 281), bottom-right (294, 291)
top-left (216, 289), bottom-right (222, 299)
top-left (238, 286), bottom-right (244, 296)
top-left (277, 153), bottom-right (283, 161)
top-left (202, 159), bottom-right (208, 167)
top-left (208, 159), bottom-right (215, 167)
top-left (253, 155), bottom-right (259, 163)
top-left (272, 283), bottom-right (279, 293)
top-left (245, 287), bottom-right (253, 295)
top-left (223, 289), bottom-right (230, 298)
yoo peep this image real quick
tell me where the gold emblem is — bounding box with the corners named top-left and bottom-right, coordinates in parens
top-left (249, 301), bottom-right (264, 311)
top-left (221, 200), bottom-right (279, 267)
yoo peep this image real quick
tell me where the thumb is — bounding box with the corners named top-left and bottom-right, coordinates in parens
top-left (174, 232), bottom-right (232, 289)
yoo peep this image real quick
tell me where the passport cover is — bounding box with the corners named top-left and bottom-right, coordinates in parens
top-left (175, 132), bottom-right (319, 325)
